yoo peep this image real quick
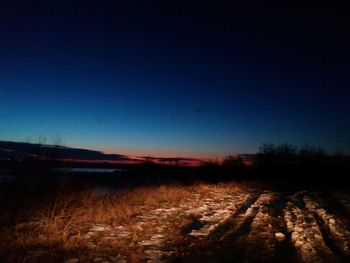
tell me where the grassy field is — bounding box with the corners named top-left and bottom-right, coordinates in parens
top-left (0, 178), bottom-right (254, 262)
top-left (0, 171), bottom-right (349, 263)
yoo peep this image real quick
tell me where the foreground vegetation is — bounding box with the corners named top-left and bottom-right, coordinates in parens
top-left (0, 179), bottom-right (253, 262)
top-left (1, 177), bottom-right (349, 263)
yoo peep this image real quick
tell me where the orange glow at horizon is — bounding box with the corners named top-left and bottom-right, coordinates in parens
top-left (100, 148), bottom-right (226, 162)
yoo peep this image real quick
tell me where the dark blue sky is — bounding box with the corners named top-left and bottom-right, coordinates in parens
top-left (1, 1), bottom-right (349, 158)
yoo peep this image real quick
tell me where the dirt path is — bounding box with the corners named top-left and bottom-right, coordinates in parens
top-left (2, 187), bottom-right (350, 263)
top-left (60, 187), bottom-right (253, 263)
top-left (176, 190), bottom-right (350, 263)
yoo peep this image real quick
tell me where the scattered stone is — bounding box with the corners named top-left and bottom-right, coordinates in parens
top-left (291, 232), bottom-right (299, 242)
top-left (138, 240), bottom-right (158, 246)
top-left (65, 258), bottom-right (79, 263)
top-left (295, 226), bottom-right (304, 233)
top-left (85, 231), bottom-right (94, 238)
top-left (295, 240), bottom-right (305, 248)
top-left (245, 207), bottom-right (253, 216)
top-left (91, 225), bottom-right (110, 232)
top-left (314, 234), bottom-right (322, 240)
top-left (151, 234), bottom-right (165, 239)
top-left (329, 218), bottom-right (336, 224)
top-left (190, 227), bottom-right (211, 237)
top-left (117, 231), bottom-right (131, 238)
top-left (275, 232), bottom-right (285, 241)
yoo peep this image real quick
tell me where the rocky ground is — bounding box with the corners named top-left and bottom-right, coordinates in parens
top-left (1, 186), bottom-right (350, 263)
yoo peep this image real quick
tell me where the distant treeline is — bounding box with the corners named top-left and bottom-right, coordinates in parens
top-left (255, 143), bottom-right (346, 168)
top-left (120, 143), bottom-right (349, 188)
top-left (1, 142), bottom-right (349, 188)
top-left (213, 143), bottom-right (349, 187)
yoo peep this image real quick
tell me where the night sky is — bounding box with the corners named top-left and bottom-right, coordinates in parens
top-left (1, 1), bottom-right (349, 158)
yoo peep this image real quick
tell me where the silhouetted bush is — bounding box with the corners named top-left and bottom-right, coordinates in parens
top-left (256, 143), bottom-right (298, 167)
top-left (253, 142), bottom-right (350, 185)
top-left (255, 143), bottom-right (344, 168)
top-left (298, 145), bottom-right (329, 167)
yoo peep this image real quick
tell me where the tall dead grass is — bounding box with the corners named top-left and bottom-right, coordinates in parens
top-left (0, 181), bottom-right (248, 261)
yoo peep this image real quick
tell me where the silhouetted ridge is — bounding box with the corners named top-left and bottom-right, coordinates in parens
top-left (0, 140), bottom-right (130, 161)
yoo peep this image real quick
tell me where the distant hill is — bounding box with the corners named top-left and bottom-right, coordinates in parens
top-left (0, 140), bottom-right (202, 166)
top-left (0, 140), bottom-right (130, 162)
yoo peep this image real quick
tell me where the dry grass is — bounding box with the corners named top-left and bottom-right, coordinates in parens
top-left (0, 180), bottom-right (249, 262)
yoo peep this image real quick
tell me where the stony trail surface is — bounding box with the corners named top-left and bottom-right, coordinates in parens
top-left (177, 190), bottom-right (350, 263)
top-left (2, 188), bottom-right (350, 263)
top-left (63, 188), bottom-right (254, 263)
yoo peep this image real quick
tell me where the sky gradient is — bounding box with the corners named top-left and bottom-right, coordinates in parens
top-left (1, 1), bottom-right (349, 158)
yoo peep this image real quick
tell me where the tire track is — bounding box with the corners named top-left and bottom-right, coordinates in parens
top-left (217, 191), bottom-right (300, 263)
top-left (210, 191), bottom-right (298, 262)
top-left (177, 192), bottom-right (281, 262)
top-left (284, 192), bottom-right (340, 263)
top-left (219, 191), bottom-right (273, 242)
top-left (184, 191), bottom-right (253, 238)
top-left (242, 192), bottom-right (300, 263)
top-left (175, 190), bottom-right (350, 263)
top-left (304, 193), bottom-right (350, 262)
top-left (206, 192), bottom-right (261, 241)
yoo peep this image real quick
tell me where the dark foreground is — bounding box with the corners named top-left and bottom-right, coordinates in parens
top-left (0, 176), bottom-right (349, 263)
